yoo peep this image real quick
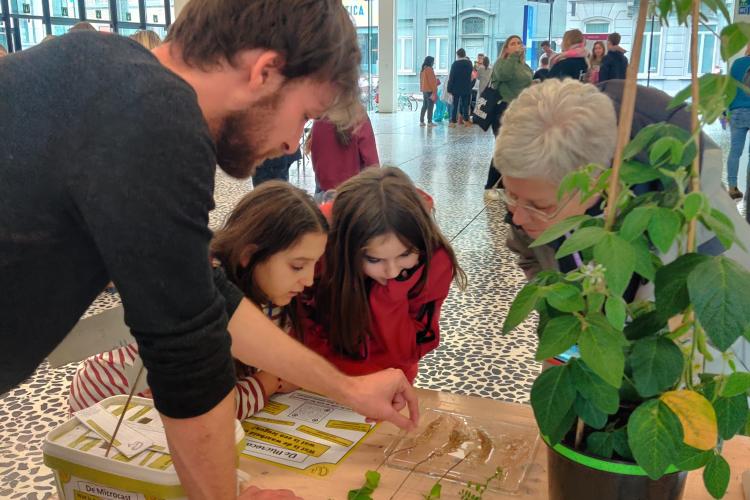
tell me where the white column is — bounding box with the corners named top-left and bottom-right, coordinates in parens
top-left (377, 0), bottom-right (396, 113)
top-left (174, 0), bottom-right (190, 20)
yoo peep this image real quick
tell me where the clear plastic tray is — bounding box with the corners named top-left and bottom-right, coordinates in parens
top-left (383, 408), bottom-right (540, 494)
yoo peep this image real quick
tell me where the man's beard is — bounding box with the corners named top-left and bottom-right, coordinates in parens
top-left (215, 93), bottom-right (280, 179)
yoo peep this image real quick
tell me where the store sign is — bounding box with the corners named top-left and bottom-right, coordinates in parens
top-left (125, 12), bottom-right (131, 21)
top-left (22, 3), bottom-right (30, 13)
top-left (61, 6), bottom-right (68, 16)
top-left (152, 14), bottom-right (158, 22)
top-left (740, 0), bottom-right (750, 15)
top-left (343, 0), bottom-right (378, 27)
top-left (95, 9), bottom-right (101, 18)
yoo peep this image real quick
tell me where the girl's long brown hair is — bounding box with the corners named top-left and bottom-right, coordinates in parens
top-left (589, 41), bottom-right (606, 66)
top-left (315, 167), bottom-right (467, 359)
top-left (211, 181), bottom-right (328, 336)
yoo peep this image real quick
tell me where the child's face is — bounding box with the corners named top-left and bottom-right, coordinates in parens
top-left (362, 232), bottom-right (420, 286)
top-left (253, 232), bottom-right (327, 306)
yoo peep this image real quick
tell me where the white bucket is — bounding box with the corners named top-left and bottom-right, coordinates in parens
top-left (43, 395), bottom-right (246, 500)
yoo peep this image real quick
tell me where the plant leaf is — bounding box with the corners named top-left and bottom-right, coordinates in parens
top-left (628, 399), bottom-right (683, 480)
top-left (531, 365), bottom-right (576, 445)
top-left (593, 233), bottom-right (636, 297)
top-left (624, 309), bottom-right (667, 340)
top-left (556, 227), bottom-right (607, 259)
top-left (612, 427), bottom-right (634, 460)
top-left (720, 23), bottom-right (750, 61)
top-left (605, 296), bottom-right (627, 330)
top-left (683, 192), bottom-right (706, 221)
top-left (655, 253), bottom-right (711, 320)
top-left (530, 215), bottom-right (592, 248)
top-left (720, 372), bottom-right (750, 398)
top-left (630, 337), bottom-right (684, 398)
top-left (688, 256), bottom-right (750, 351)
top-left (620, 160), bottom-right (662, 184)
top-left (632, 235), bottom-right (659, 282)
top-left (620, 206), bottom-right (655, 242)
top-left (703, 454), bottom-right (730, 499)
top-left (674, 443), bottom-right (713, 471)
top-left (574, 394), bottom-right (608, 429)
top-left (426, 482), bottom-right (442, 499)
top-left (502, 284), bottom-right (541, 334)
top-left (713, 394), bottom-right (749, 440)
top-left (586, 431), bottom-right (614, 458)
top-left (623, 124), bottom-right (664, 160)
top-left (544, 283), bottom-right (585, 313)
top-left (535, 315), bottom-right (582, 361)
top-left (579, 313), bottom-right (627, 388)
top-left (570, 360), bottom-right (620, 414)
top-left (661, 390), bottom-right (718, 451)
top-left (648, 208), bottom-right (683, 254)
top-left (700, 209), bottom-right (740, 251)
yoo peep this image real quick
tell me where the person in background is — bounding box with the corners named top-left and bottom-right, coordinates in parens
top-left (0, 45), bottom-right (7, 57)
top-left (586, 40), bottom-right (606, 84)
top-left (484, 35), bottom-right (532, 201)
top-left (476, 55), bottom-right (493, 97)
top-left (305, 167), bottom-right (467, 383)
top-left (130, 29), bottom-right (162, 50)
top-left (252, 149), bottom-right (303, 186)
top-left (309, 112), bottom-right (379, 194)
top-left (69, 182), bottom-right (324, 420)
top-left (539, 40), bottom-right (556, 67)
top-left (726, 43), bottom-right (750, 200)
top-left (599, 32), bottom-right (629, 82)
top-left (549, 29), bottom-right (589, 81)
top-left (533, 56), bottom-right (550, 81)
top-left (419, 56), bottom-right (438, 127)
top-left (447, 48), bottom-right (474, 128)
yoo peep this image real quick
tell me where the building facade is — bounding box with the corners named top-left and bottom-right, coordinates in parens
top-left (567, 0), bottom-right (731, 94)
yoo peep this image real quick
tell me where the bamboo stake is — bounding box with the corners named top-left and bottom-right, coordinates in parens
top-left (687, 0), bottom-right (701, 252)
top-left (603, 0), bottom-right (651, 230)
top-left (105, 364), bottom-right (145, 458)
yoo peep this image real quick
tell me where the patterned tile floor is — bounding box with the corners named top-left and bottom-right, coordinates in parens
top-left (0, 110), bottom-right (741, 498)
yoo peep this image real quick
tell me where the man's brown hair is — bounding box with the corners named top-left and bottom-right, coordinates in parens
top-left (167, 0), bottom-right (362, 127)
top-left (608, 32), bottom-right (621, 46)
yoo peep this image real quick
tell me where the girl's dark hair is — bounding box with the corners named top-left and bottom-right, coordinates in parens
top-left (210, 181), bottom-right (328, 336)
top-left (482, 56), bottom-right (490, 68)
top-left (421, 56), bottom-right (435, 72)
top-left (315, 167), bottom-right (467, 359)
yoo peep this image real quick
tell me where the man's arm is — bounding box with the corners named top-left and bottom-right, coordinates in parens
top-left (228, 298), bottom-right (419, 430)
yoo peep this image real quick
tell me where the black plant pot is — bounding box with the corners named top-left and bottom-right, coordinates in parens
top-left (547, 441), bottom-right (688, 500)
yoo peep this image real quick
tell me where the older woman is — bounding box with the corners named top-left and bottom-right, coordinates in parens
top-left (493, 79), bottom-right (750, 286)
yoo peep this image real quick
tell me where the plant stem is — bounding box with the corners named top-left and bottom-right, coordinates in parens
top-left (432, 451), bottom-right (473, 492)
top-left (389, 451), bottom-right (437, 500)
top-left (603, 0), bottom-right (650, 231)
top-left (574, 418), bottom-right (585, 450)
top-left (687, 0), bottom-right (701, 252)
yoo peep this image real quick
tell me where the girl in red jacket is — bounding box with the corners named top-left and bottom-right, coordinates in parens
top-left (305, 167), bottom-right (467, 383)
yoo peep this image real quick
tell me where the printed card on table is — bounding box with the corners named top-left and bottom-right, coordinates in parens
top-left (240, 390), bottom-right (376, 477)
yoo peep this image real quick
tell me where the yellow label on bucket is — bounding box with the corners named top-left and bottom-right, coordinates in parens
top-left (242, 423), bottom-right (329, 457)
top-left (73, 491), bottom-right (101, 500)
top-left (248, 416), bottom-right (295, 426)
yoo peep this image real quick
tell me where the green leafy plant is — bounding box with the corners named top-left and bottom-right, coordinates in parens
top-left (458, 468), bottom-right (503, 500)
top-left (503, 1), bottom-right (750, 498)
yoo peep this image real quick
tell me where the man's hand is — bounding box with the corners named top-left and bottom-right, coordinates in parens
top-left (238, 486), bottom-right (302, 500)
top-left (339, 368), bottom-right (419, 431)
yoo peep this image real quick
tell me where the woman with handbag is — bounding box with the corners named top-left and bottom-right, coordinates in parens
top-left (420, 56), bottom-right (438, 127)
top-left (484, 35), bottom-right (532, 201)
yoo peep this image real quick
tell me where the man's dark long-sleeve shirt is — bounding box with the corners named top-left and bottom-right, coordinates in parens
top-left (0, 32), bottom-right (238, 418)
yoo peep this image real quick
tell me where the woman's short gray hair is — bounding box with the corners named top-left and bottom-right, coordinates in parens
top-left (494, 79), bottom-right (618, 184)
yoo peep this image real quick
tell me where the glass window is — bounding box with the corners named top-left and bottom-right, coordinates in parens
top-left (639, 21), bottom-right (661, 75)
top-left (585, 22), bottom-right (609, 34)
top-left (18, 17), bottom-right (45, 48)
top-left (144, 0), bottom-right (164, 25)
top-left (462, 17), bottom-right (484, 35)
top-left (85, 0), bottom-right (111, 21)
top-left (397, 18), bottom-right (414, 74)
top-left (426, 18), bottom-right (449, 73)
top-left (48, 0), bottom-right (79, 19)
top-left (689, 25), bottom-right (717, 76)
top-left (116, 0), bottom-right (140, 23)
top-left (11, 0), bottom-right (44, 15)
top-left (51, 23), bottom-right (73, 35)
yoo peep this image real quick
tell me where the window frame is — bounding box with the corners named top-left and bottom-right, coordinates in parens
top-left (638, 22), bottom-right (663, 77)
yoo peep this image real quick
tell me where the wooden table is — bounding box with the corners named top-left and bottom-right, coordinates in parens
top-left (239, 389), bottom-right (750, 499)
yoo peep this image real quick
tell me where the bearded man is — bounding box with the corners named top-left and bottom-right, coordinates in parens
top-left (0, 1), bottom-right (418, 498)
